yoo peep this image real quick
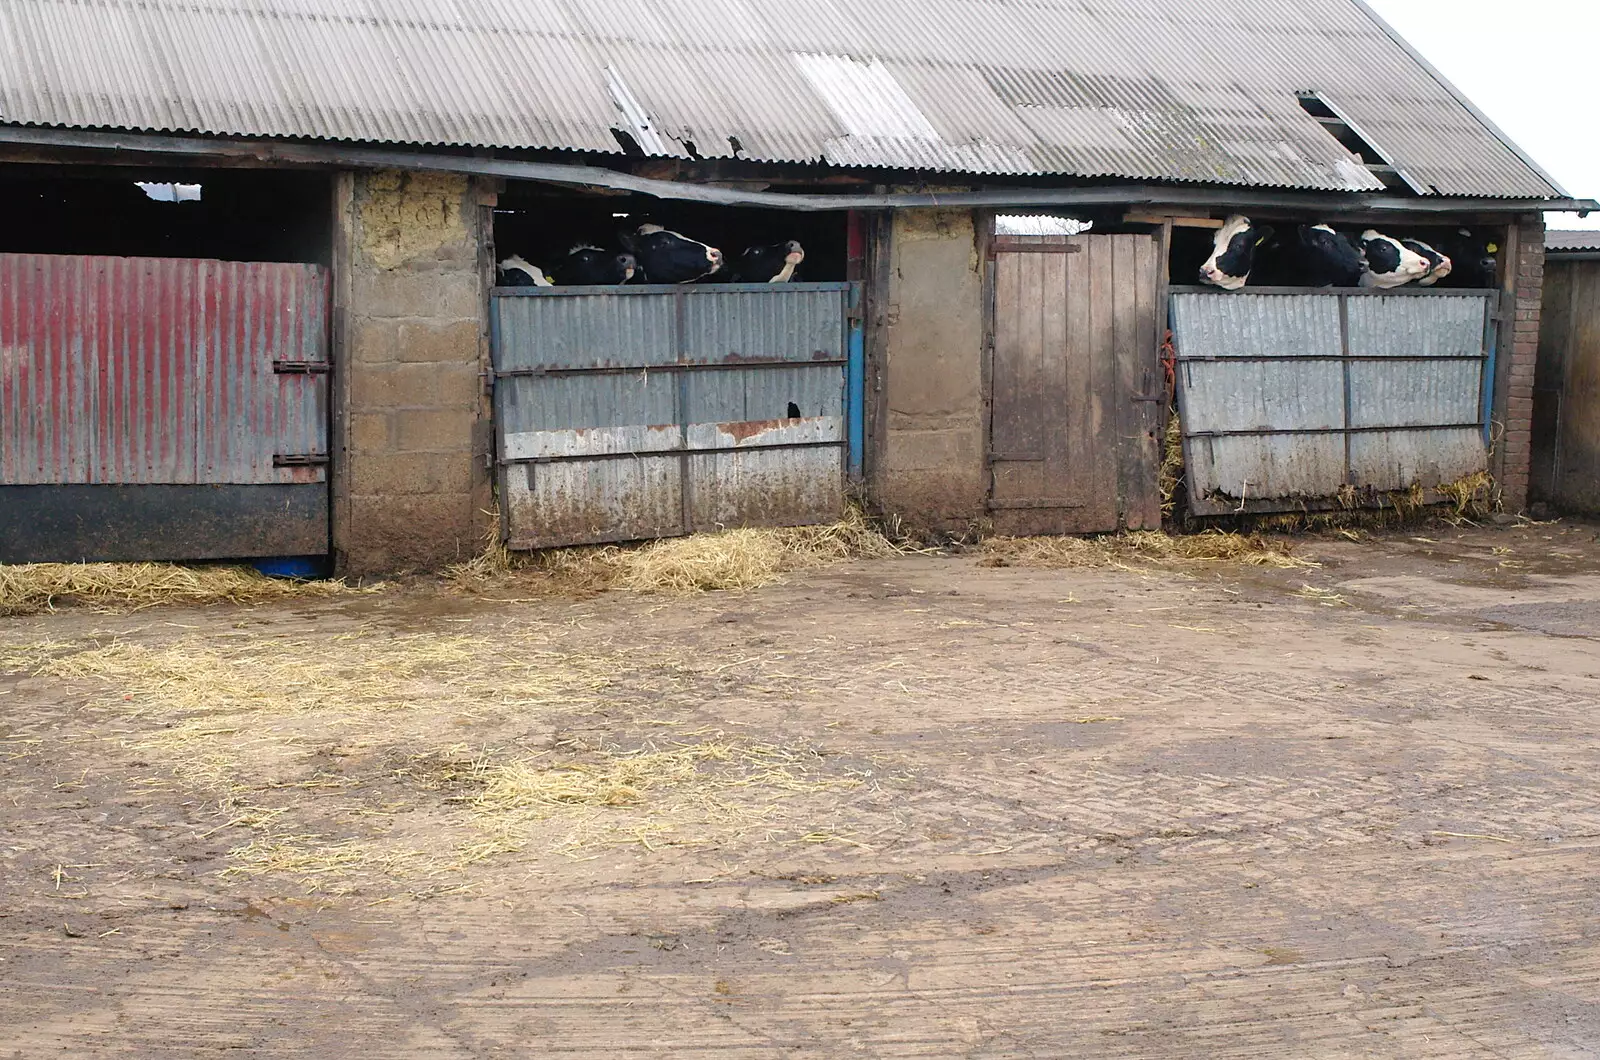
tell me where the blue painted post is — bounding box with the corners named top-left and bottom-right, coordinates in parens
top-left (1481, 311), bottom-right (1498, 448)
top-left (847, 284), bottom-right (866, 480)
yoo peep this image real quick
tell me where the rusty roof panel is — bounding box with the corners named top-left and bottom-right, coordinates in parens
top-left (0, 0), bottom-right (1563, 197)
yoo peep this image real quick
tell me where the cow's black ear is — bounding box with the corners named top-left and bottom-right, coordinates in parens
top-left (1255, 225), bottom-right (1275, 245)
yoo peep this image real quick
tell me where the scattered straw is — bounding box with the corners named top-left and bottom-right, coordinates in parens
top-left (0, 562), bottom-right (363, 617)
top-left (538, 508), bottom-right (907, 594)
top-left (1293, 585), bottom-right (1349, 607)
top-left (1436, 470), bottom-right (1494, 517)
top-left (980, 530), bottom-right (1315, 571)
top-left (1158, 414), bottom-right (1185, 519)
top-left (449, 507), bottom-right (909, 596)
top-left (221, 836), bottom-right (430, 893)
top-left (5, 625), bottom-right (895, 884)
top-left (466, 736), bottom-right (877, 856)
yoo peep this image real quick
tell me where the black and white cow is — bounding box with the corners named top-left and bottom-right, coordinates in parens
top-left (1432, 228), bottom-right (1499, 288)
top-left (1400, 238), bottom-right (1452, 286)
top-left (1198, 215), bottom-right (1273, 290)
top-left (497, 254), bottom-right (552, 287)
top-left (1359, 230), bottom-right (1433, 288)
top-left (620, 224), bottom-right (724, 283)
top-left (1293, 224), bottom-right (1366, 287)
top-left (732, 240), bottom-right (805, 283)
top-left (549, 245), bottom-right (637, 286)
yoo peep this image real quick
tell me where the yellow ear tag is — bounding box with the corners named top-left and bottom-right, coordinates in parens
top-left (1255, 236), bottom-right (1266, 246)
top-left (1486, 243), bottom-right (1499, 254)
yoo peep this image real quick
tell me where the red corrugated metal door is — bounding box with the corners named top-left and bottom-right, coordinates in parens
top-left (0, 253), bottom-right (331, 563)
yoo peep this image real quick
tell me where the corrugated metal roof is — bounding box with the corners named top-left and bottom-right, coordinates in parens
top-left (1547, 231), bottom-right (1600, 253)
top-left (0, 0), bottom-right (1562, 197)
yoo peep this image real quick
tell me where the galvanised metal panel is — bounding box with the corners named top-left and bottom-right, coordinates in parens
top-left (1349, 429), bottom-right (1487, 493)
top-left (1184, 433), bottom-right (1348, 507)
top-left (0, 253), bottom-right (329, 487)
top-left (1170, 293), bottom-right (1342, 360)
top-left (0, 0), bottom-right (1561, 196)
top-left (492, 283), bottom-right (851, 549)
top-left (1172, 288), bottom-right (1489, 515)
top-left (1346, 292), bottom-right (1493, 358)
top-left (680, 288), bottom-right (846, 363)
top-left (1176, 361), bottom-right (1345, 435)
top-left (1347, 359), bottom-right (1482, 429)
top-left (493, 291), bottom-right (676, 371)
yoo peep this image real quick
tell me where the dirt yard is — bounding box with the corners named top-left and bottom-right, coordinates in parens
top-left (4, 521), bottom-right (1600, 1058)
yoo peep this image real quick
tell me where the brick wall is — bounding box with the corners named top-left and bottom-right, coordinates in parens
top-left (1499, 217), bottom-right (1545, 512)
top-left (334, 170), bottom-right (492, 573)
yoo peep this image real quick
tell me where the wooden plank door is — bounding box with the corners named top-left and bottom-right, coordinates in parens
top-left (987, 233), bottom-right (1161, 534)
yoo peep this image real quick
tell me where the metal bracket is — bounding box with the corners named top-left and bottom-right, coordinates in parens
top-left (272, 360), bottom-right (331, 375)
top-left (273, 454), bottom-right (331, 467)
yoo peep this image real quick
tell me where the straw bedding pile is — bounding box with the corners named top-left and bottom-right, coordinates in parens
top-left (980, 529), bottom-right (1315, 571)
top-left (452, 507), bottom-right (908, 596)
top-left (0, 562), bottom-right (359, 617)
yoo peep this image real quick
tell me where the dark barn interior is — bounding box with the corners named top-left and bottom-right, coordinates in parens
top-left (1167, 219), bottom-right (1508, 288)
top-left (0, 167), bottom-right (332, 264)
top-left (491, 183), bottom-right (850, 284)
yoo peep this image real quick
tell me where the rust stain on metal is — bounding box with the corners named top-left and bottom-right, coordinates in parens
top-left (718, 418), bottom-right (790, 443)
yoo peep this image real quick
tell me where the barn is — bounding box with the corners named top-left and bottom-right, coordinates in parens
top-left (1, 0), bottom-right (1592, 572)
top-left (1531, 231), bottom-right (1600, 514)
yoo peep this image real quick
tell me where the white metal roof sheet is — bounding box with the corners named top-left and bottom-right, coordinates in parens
top-left (0, 0), bottom-right (1565, 197)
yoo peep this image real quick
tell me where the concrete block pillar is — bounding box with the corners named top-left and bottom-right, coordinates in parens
top-left (872, 209), bottom-right (988, 531)
top-left (332, 170), bottom-right (493, 573)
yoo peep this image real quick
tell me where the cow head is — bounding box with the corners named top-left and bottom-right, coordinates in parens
top-left (1199, 216), bottom-right (1272, 290)
top-left (624, 224), bottom-right (723, 283)
top-left (497, 254), bottom-right (551, 287)
top-left (1359, 230), bottom-right (1432, 287)
top-left (1459, 228), bottom-right (1499, 287)
top-left (735, 240), bottom-right (806, 283)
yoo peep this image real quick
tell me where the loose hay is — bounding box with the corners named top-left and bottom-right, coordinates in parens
top-left (1158, 413), bottom-right (1186, 520)
top-left (981, 529), bottom-right (1315, 571)
top-left (4, 624), bottom-right (891, 887)
top-left (0, 562), bottom-right (362, 617)
top-left (531, 508), bottom-right (908, 594)
top-left (470, 737), bottom-right (866, 856)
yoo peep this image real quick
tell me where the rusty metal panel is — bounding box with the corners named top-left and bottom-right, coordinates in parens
top-left (492, 283), bottom-right (851, 549)
top-left (987, 233), bottom-right (1161, 533)
top-left (0, 253), bottom-right (329, 487)
top-left (0, 0), bottom-right (1562, 196)
top-left (1171, 288), bottom-right (1490, 515)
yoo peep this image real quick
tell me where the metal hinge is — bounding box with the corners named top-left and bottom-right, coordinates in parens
top-left (273, 360), bottom-right (331, 375)
top-left (273, 453), bottom-right (330, 467)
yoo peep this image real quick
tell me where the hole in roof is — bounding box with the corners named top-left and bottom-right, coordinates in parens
top-left (610, 129), bottom-right (645, 157)
top-left (135, 182), bottom-right (202, 202)
top-left (1296, 93), bottom-right (1420, 194)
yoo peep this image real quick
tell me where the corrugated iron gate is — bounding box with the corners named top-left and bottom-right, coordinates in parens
top-left (986, 232), bottom-right (1163, 533)
top-left (0, 253), bottom-right (331, 562)
top-left (1170, 287), bottom-right (1498, 516)
top-left (491, 283), bottom-right (861, 549)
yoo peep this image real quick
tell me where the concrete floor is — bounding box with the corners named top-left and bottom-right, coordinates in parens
top-left (3, 521), bottom-right (1599, 1057)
